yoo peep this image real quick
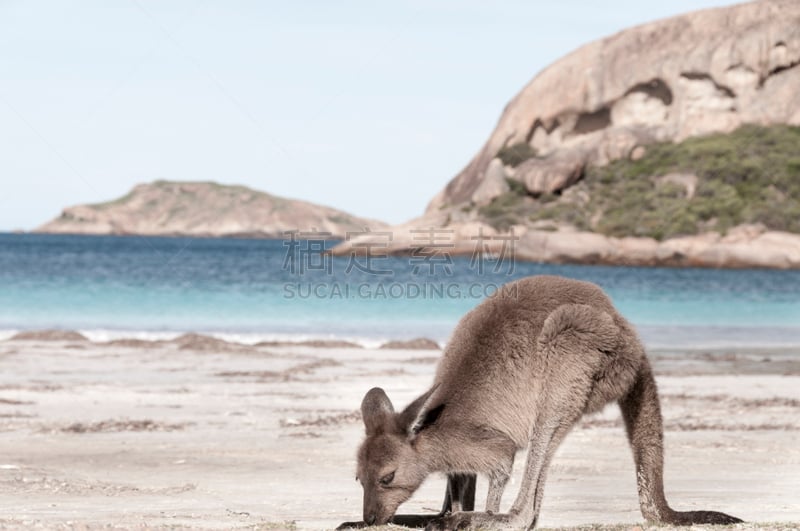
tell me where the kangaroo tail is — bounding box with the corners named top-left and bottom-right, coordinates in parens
top-left (618, 363), bottom-right (742, 525)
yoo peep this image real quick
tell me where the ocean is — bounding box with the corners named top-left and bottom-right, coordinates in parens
top-left (1, 233), bottom-right (798, 349)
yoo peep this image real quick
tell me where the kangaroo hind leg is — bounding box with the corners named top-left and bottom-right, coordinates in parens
top-left (619, 364), bottom-right (742, 525)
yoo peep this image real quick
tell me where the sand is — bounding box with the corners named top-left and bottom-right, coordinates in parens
top-left (0, 335), bottom-right (798, 530)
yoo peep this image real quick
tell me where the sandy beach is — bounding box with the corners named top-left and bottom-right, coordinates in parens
top-left (0, 334), bottom-right (798, 530)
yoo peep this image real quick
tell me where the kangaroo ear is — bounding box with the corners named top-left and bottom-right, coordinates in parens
top-left (361, 387), bottom-right (395, 435)
top-left (399, 384), bottom-right (443, 440)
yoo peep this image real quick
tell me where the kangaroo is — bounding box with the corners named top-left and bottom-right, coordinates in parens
top-left (339, 275), bottom-right (742, 530)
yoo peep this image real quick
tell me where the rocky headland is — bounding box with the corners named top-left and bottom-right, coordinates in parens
top-left (334, 1), bottom-right (800, 268)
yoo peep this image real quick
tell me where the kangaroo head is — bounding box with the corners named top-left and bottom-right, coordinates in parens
top-left (355, 386), bottom-right (443, 525)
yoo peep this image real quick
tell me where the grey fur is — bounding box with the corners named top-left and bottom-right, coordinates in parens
top-left (340, 275), bottom-right (741, 530)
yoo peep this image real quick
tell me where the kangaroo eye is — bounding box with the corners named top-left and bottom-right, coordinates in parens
top-left (379, 471), bottom-right (395, 486)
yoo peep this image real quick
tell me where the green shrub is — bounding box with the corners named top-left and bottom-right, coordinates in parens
top-left (327, 214), bottom-right (353, 225)
top-left (496, 142), bottom-right (537, 167)
top-left (505, 177), bottom-right (528, 195)
top-left (477, 178), bottom-right (531, 231)
top-left (494, 125), bottom-right (800, 240)
top-left (583, 124), bottom-right (800, 238)
top-left (487, 124), bottom-right (800, 239)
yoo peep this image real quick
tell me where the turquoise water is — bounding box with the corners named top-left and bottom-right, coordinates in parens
top-left (1, 233), bottom-right (798, 348)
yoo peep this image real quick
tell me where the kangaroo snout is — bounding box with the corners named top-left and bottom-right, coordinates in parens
top-left (362, 506), bottom-right (390, 526)
top-left (364, 496), bottom-right (397, 525)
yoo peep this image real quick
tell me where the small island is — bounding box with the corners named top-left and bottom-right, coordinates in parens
top-left (36, 180), bottom-right (387, 239)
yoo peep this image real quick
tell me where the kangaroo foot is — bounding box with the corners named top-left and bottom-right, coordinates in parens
top-left (336, 522), bottom-right (367, 530)
top-left (338, 513), bottom-right (450, 529)
top-left (663, 510), bottom-right (744, 526)
top-left (425, 511), bottom-right (518, 531)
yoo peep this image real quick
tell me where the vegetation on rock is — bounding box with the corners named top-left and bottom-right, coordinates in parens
top-left (477, 178), bottom-right (534, 231)
top-left (496, 142), bottom-right (538, 167)
top-left (478, 125), bottom-right (800, 239)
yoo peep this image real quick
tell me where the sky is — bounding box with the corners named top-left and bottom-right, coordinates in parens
top-left (0, 0), bottom-right (737, 231)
